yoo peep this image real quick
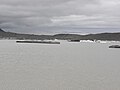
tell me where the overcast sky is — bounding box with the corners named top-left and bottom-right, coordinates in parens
top-left (0, 0), bottom-right (120, 34)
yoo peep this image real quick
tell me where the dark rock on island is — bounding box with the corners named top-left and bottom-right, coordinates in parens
top-left (16, 40), bottom-right (60, 44)
top-left (109, 45), bottom-right (120, 48)
top-left (68, 39), bottom-right (80, 42)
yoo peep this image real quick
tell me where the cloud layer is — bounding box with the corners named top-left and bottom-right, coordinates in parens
top-left (0, 0), bottom-right (120, 33)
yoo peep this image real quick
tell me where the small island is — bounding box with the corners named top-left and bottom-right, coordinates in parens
top-left (109, 45), bottom-right (120, 48)
top-left (68, 40), bottom-right (80, 42)
top-left (16, 40), bottom-right (60, 44)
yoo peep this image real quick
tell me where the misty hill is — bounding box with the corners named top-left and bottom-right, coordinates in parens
top-left (0, 28), bottom-right (120, 41)
top-left (0, 28), bottom-right (53, 40)
top-left (53, 33), bottom-right (120, 41)
top-left (0, 28), bottom-right (5, 32)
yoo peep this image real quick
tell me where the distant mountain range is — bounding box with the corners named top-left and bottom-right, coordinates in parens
top-left (0, 28), bottom-right (120, 41)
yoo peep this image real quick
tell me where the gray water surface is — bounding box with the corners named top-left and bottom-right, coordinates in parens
top-left (0, 40), bottom-right (120, 90)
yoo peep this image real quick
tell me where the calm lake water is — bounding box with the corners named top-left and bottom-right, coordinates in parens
top-left (0, 40), bottom-right (120, 90)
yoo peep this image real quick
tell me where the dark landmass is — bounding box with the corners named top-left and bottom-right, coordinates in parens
top-left (68, 39), bottom-right (80, 42)
top-left (16, 41), bottom-right (60, 44)
top-left (109, 45), bottom-right (120, 48)
top-left (0, 28), bottom-right (120, 41)
top-left (0, 28), bottom-right (53, 40)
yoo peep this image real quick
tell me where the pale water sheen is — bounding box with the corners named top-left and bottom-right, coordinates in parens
top-left (0, 40), bottom-right (120, 90)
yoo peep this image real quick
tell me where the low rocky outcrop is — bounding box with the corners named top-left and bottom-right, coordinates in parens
top-left (109, 45), bottom-right (120, 48)
top-left (16, 40), bottom-right (60, 44)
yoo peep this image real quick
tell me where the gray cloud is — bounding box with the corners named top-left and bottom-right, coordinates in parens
top-left (0, 0), bottom-right (120, 34)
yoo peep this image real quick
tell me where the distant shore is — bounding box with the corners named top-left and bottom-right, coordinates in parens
top-left (0, 28), bottom-right (120, 41)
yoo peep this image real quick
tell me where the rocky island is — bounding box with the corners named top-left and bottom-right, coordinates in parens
top-left (16, 40), bottom-right (60, 44)
top-left (109, 45), bottom-right (120, 48)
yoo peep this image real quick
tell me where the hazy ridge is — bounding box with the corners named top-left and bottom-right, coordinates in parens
top-left (0, 28), bottom-right (120, 41)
